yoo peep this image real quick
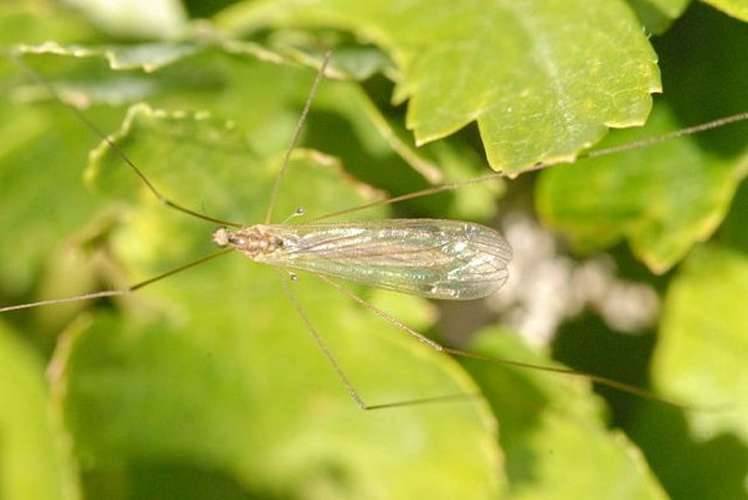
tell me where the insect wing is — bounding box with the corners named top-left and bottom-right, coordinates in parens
top-left (259, 219), bottom-right (512, 300)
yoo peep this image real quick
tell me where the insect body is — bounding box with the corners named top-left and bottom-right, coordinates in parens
top-left (214, 219), bottom-right (512, 300)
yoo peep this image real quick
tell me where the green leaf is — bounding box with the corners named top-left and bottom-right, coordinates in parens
top-left (653, 245), bottom-right (748, 443)
top-left (533, 4), bottom-right (748, 274)
top-left (535, 104), bottom-right (746, 273)
top-left (217, 0), bottom-right (661, 172)
top-left (0, 322), bottom-right (80, 500)
top-left (463, 330), bottom-right (668, 499)
top-left (703, 0), bottom-right (748, 22)
top-left (62, 0), bottom-right (189, 39)
top-left (626, 0), bottom-right (690, 34)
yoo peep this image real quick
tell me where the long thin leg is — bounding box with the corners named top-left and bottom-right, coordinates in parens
top-left (10, 50), bottom-right (242, 228)
top-left (277, 271), bottom-right (480, 410)
top-left (264, 51), bottom-right (334, 225)
top-left (0, 249), bottom-right (233, 313)
top-left (315, 274), bottom-right (699, 410)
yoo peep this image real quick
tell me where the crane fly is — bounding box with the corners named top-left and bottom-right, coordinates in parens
top-left (2, 29), bottom-right (746, 500)
top-left (3, 46), bottom-right (744, 406)
top-left (212, 219), bottom-right (510, 301)
top-left (4, 48), bottom-right (521, 411)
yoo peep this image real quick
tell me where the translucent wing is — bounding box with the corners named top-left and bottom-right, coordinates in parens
top-left (257, 219), bottom-right (512, 300)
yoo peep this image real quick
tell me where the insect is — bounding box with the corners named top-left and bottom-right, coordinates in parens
top-left (3, 10), bottom-right (747, 500)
